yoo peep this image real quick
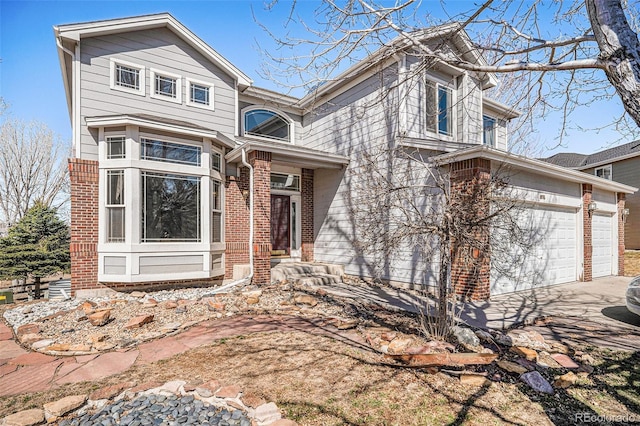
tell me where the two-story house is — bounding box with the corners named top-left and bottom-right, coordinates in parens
top-left (55, 13), bottom-right (635, 299)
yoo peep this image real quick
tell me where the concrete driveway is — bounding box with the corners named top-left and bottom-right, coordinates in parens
top-left (318, 276), bottom-right (640, 350)
top-left (461, 276), bottom-right (640, 351)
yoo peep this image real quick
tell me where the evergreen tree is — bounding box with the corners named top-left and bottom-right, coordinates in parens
top-left (0, 202), bottom-right (70, 299)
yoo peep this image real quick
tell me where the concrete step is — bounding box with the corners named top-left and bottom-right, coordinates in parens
top-left (271, 262), bottom-right (344, 283)
top-left (291, 273), bottom-right (342, 287)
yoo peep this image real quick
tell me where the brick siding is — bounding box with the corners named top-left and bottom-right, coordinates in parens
top-left (249, 151), bottom-right (272, 285)
top-left (449, 158), bottom-right (491, 301)
top-left (68, 158), bottom-right (100, 295)
top-left (618, 193), bottom-right (626, 276)
top-left (301, 168), bottom-right (314, 262)
top-left (225, 167), bottom-right (251, 278)
top-left (582, 184), bottom-right (593, 282)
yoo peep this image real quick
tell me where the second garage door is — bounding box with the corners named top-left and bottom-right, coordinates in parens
top-left (491, 205), bottom-right (578, 295)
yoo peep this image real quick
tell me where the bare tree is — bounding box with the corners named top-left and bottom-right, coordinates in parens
top-left (0, 117), bottom-right (70, 225)
top-left (349, 146), bottom-right (534, 338)
top-left (256, 0), bottom-right (640, 149)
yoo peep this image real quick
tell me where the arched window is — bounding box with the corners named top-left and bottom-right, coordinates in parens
top-left (243, 108), bottom-right (292, 143)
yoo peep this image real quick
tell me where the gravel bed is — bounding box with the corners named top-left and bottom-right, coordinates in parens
top-left (60, 394), bottom-right (250, 426)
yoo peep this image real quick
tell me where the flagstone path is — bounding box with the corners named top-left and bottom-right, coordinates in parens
top-left (0, 315), bottom-right (365, 398)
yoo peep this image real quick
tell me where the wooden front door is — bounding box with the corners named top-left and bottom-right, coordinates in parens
top-left (271, 194), bottom-right (290, 255)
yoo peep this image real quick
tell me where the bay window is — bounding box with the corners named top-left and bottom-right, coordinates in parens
top-left (141, 172), bottom-right (201, 242)
top-left (106, 170), bottom-right (125, 243)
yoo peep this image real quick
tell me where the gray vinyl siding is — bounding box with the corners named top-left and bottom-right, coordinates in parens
top-left (302, 64), bottom-right (439, 286)
top-left (584, 157), bottom-right (640, 249)
top-left (79, 28), bottom-right (237, 159)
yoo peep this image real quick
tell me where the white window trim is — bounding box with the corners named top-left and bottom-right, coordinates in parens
top-left (106, 136), bottom-right (126, 159)
top-left (149, 68), bottom-right (182, 104)
top-left (186, 77), bottom-right (215, 110)
top-left (110, 58), bottom-right (146, 96)
top-left (241, 105), bottom-right (295, 145)
top-left (595, 164), bottom-right (613, 180)
top-left (424, 74), bottom-right (456, 141)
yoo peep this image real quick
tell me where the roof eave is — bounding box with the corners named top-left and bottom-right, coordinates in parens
top-left (85, 115), bottom-right (235, 148)
top-left (576, 150), bottom-right (640, 170)
top-left (482, 97), bottom-right (521, 120)
top-left (226, 141), bottom-right (350, 168)
top-left (435, 146), bottom-right (638, 194)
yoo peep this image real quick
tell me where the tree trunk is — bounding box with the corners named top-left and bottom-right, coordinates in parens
top-left (34, 276), bottom-right (41, 300)
top-left (586, 0), bottom-right (640, 127)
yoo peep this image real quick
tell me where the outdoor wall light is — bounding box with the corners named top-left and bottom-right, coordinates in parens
top-left (623, 208), bottom-right (631, 223)
top-left (588, 201), bottom-right (598, 212)
top-left (242, 190), bottom-right (250, 199)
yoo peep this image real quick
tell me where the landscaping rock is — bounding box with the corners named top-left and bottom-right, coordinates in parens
top-left (124, 314), bottom-right (154, 329)
top-left (43, 394), bottom-right (87, 421)
top-left (452, 326), bottom-right (480, 347)
top-left (550, 353), bottom-right (579, 369)
top-left (45, 343), bottom-right (71, 351)
top-left (31, 339), bottom-right (55, 350)
top-left (537, 351), bottom-right (562, 369)
top-left (89, 381), bottom-right (135, 400)
top-left (520, 371), bottom-right (554, 394)
top-left (87, 309), bottom-right (111, 326)
top-left (215, 384), bottom-right (242, 398)
top-left (3, 408), bottom-right (45, 426)
top-left (511, 346), bottom-right (538, 361)
top-left (507, 329), bottom-right (548, 349)
top-left (497, 360), bottom-right (528, 375)
top-left (388, 337), bottom-right (413, 354)
top-left (554, 372), bottom-right (578, 388)
top-left (255, 402), bottom-right (282, 424)
top-left (270, 420), bottom-right (299, 426)
top-left (162, 300), bottom-right (178, 309)
top-left (16, 323), bottom-right (40, 337)
top-left (475, 329), bottom-right (494, 343)
top-left (130, 291), bottom-right (146, 298)
top-left (294, 294), bottom-right (318, 307)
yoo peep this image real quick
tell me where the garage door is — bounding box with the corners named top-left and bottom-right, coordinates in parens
top-left (491, 206), bottom-right (578, 295)
top-left (592, 213), bottom-right (614, 278)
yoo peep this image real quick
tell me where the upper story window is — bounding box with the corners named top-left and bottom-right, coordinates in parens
top-left (186, 78), bottom-right (214, 110)
top-left (425, 81), bottom-right (453, 137)
top-left (595, 165), bottom-right (612, 180)
top-left (211, 152), bottom-right (221, 172)
top-left (110, 59), bottom-right (145, 96)
top-left (150, 69), bottom-right (181, 103)
top-left (244, 109), bottom-right (291, 143)
top-left (141, 138), bottom-right (202, 167)
top-left (483, 115), bottom-right (496, 147)
top-left (107, 136), bottom-right (126, 159)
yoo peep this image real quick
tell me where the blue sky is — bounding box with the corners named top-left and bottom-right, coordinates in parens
top-left (0, 0), bottom-right (632, 155)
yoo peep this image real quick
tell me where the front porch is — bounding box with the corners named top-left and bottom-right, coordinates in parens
top-left (224, 142), bottom-right (349, 285)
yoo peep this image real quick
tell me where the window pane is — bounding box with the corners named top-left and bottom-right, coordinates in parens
top-left (244, 109), bottom-right (289, 142)
top-left (291, 201), bottom-right (297, 250)
top-left (107, 170), bottom-right (124, 205)
top-left (155, 75), bottom-right (176, 98)
top-left (116, 64), bottom-right (139, 90)
top-left (212, 152), bottom-right (221, 172)
top-left (483, 116), bottom-right (496, 146)
top-left (212, 180), bottom-right (221, 211)
top-left (107, 207), bottom-right (125, 243)
top-left (425, 81), bottom-right (436, 132)
top-left (191, 84), bottom-right (209, 105)
top-left (141, 138), bottom-right (201, 166)
top-left (212, 212), bottom-right (222, 243)
top-left (270, 173), bottom-right (300, 191)
top-left (142, 172), bottom-right (201, 242)
top-left (107, 137), bottom-right (125, 159)
top-left (438, 86), bottom-right (452, 136)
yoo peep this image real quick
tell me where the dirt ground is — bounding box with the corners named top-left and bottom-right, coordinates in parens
top-left (625, 250), bottom-right (640, 277)
top-left (1, 328), bottom-right (639, 426)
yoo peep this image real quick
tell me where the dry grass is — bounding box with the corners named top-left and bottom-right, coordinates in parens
top-left (3, 330), bottom-right (639, 425)
top-left (625, 251), bottom-right (640, 277)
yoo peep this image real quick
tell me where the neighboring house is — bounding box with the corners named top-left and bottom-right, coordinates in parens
top-left (54, 13), bottom-right (635, 300)
top-left (0, 222), bottom-right (8, 238)
top-left (543, 140), bottom-right (640, 250)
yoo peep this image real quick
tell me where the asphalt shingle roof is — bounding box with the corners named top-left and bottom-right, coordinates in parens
top-left (542, 140), bottom-right (640, 168)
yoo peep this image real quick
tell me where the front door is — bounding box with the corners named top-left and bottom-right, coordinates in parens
top-left (271, 194), bottom-right (290, 256)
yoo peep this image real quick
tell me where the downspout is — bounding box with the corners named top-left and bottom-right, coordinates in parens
top-left (240, 148), bottom-right (254, 282)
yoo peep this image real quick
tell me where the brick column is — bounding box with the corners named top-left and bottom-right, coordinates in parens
top-left (301, 168), bottom-right (314, 262)
top-left (618, 193), bottom-right (626, 276)
top-left (582, 184), bottom-right (593, 282)
top-left (68, 158), bottom-right (99, 295)
top-left (225, 167), bottom-right (250, 278)
top-left (449, 158), bottom-right (491, 301)
top-left (249, 151), bottom-right (272, 284)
